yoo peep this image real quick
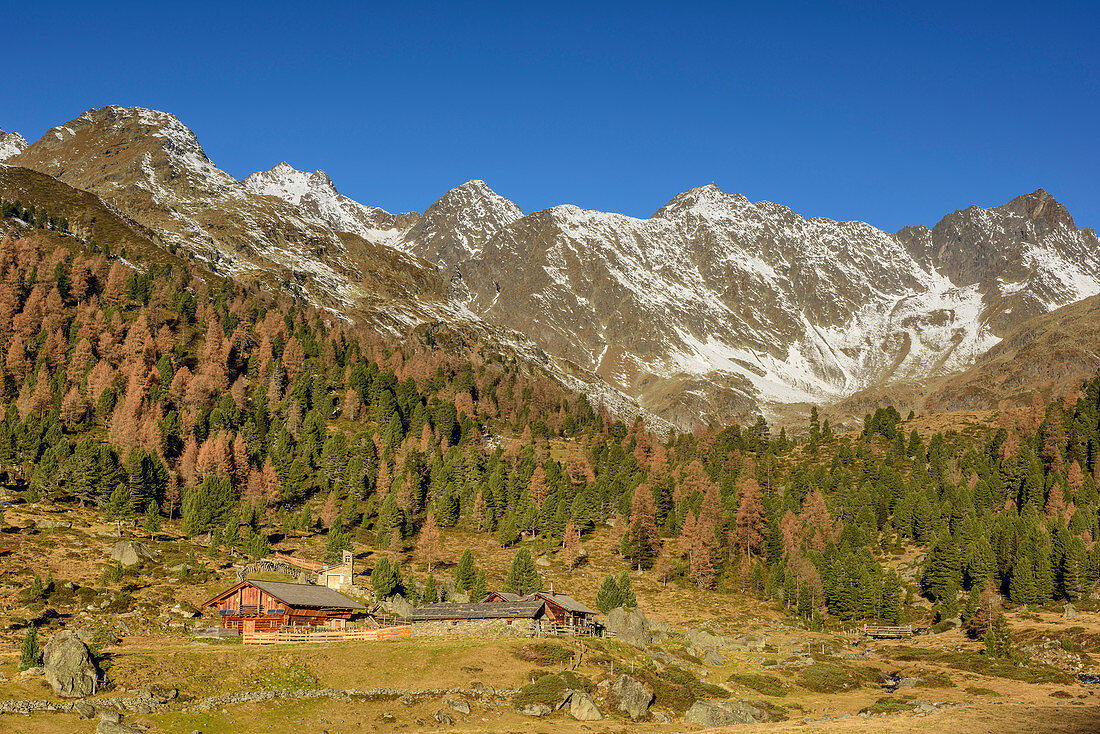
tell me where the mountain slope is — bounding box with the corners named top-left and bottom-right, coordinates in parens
top-left (0, 163), bottom-right (193, 271)
top-left (433, 184), bottom-right (1099, 428)
top-left (9, 106), bottom-right (448, 328)
top-left (922, 292), bottom-right (1100, 411)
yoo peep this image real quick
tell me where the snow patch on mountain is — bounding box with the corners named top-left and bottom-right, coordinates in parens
top-left (242, 162), bottom-right (411, 246)
top-left (0, 129), bottom-right (28, 161)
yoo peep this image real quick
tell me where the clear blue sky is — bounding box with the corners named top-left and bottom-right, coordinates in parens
top-left (5, 1), bottom-right (1097, 231)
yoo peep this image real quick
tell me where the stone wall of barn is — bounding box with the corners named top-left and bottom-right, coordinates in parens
top-left (411, 618), bottom-right (539, 638)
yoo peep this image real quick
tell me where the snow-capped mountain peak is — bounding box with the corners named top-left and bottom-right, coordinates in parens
top-left (396, 179), bottom-right (523, 264)
top-left (0, 129), bottom-right (29, 162)
top-left (241, 161), bottom-right (418, 246)
top-left (242, 162), bottom-right (338, 205)
top-left (9, 104), bottom-right (1100, 431)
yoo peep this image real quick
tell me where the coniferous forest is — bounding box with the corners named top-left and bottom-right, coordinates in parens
top-left (1, 220), bottom-right (1099, 630)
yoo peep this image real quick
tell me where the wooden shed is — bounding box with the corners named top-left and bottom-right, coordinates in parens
top-left (203, 579), bottom-right (367, 633)
top-left (481, 590), bottom-right (598, 635)
top-left (527, 591), bottom-right (599, 634)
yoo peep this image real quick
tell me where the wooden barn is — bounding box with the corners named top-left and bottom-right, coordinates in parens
top-left (203, 579), bottom-right (367, 633)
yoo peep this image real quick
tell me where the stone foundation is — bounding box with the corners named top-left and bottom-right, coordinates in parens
top-left (412, 618), bottom-right (539, 638)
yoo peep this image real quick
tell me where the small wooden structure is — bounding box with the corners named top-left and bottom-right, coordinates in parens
top-left (480, 590), bottom-right (599, 636)
top-left (319, 550), bottom-right (354, 589)
top-left (862, 624), bottom-right (914, 638)
top-left (203, 579), bottom-right (367, 633)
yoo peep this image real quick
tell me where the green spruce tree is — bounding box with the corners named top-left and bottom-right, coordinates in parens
top-left (502, 548), bottom-right (542, 595)
top-left (595, 574), bottom-right (623, 613)
top-left (19, 625), bottom-right (39, 670)
top-left (617, 570), bottom-right (637, 607)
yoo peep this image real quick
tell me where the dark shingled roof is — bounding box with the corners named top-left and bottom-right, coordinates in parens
top-left (411, 600), bottom-right (545, 621)
top-left (480, 592), bottom-right (522, 603)
top-left (247, 580), bottom-right (367, 610)
top-left (528, 592), bottom-right (598, 616)
top-left (480, 591), bottom-right (597, 616)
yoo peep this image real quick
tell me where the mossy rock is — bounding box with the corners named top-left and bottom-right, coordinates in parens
top-left (634, 665), bottom-right (727, 713)
top-left (861, 697), bottom-right (917, 715)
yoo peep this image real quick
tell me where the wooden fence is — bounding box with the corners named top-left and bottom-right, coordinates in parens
top-left (861, 624), bottom-right (913, 638)
top-left (243, 625), bottom-right (411, 645)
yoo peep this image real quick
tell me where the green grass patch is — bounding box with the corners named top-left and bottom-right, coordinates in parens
top-left (797, 663), bottom-right (876, 693)
top-left (727, 673), bottom-right (788, 697)
top-left (1060, 638), bottom-right (1083, 653)
top-left (246, 662), bottom-right (320, 691)
top-left (860, 697), bottom-right (917, 715)
top-left (514, 671), bottom-right (591, 707)
top-left (512, 642), bottom-right (574, 667)
top-left (916, 672), bottom-right (955, 688)
top-left (964, 686), bottom-right (1000, 697)
top-left (886, 646), bottom-right (1072, 685)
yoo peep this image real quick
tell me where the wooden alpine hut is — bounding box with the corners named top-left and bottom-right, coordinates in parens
top-left (480, 589), bottom-right (598, 636)
top-left (203, 579), bottom-right (367, 633)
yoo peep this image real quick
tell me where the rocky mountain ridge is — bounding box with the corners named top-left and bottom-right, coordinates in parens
top-left (0, 129), bottom-right (29, 161)
top-left (6, 105), bottom-right (1099, 430)
top-left (429, 182), bottom-right (1100, 427)
top-left (242, 161), bottom-right (420, 247)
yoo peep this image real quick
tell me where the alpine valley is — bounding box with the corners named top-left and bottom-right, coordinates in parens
top-left (5, 106), bottom-right (1100, 430)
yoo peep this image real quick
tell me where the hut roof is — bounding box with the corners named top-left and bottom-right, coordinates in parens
top-left (481, 590), bottom-right (598, 616)
top-left (529, 591), bottom-right (598, 616)
top-left (204, 579), bottom-right (366, 610)
top-left (480, 591), bottom-right (522, 602)
top-left (410, 600), bottom-right (545, 621)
